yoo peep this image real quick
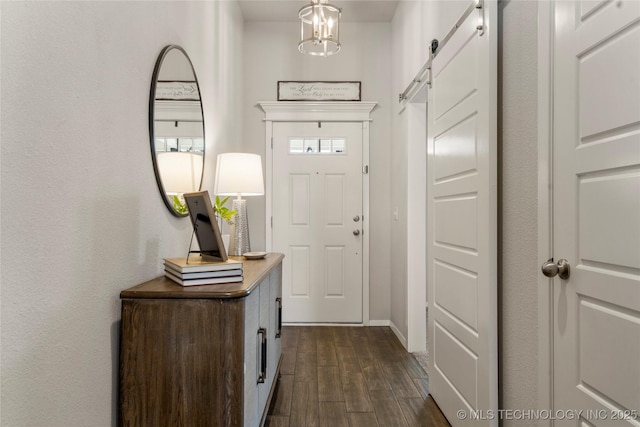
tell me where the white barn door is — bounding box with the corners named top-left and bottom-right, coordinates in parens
top-left (426, 1), bottom-right (498, 425)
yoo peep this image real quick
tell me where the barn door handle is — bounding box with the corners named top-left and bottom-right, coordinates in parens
top-left (541, 258), bottom-right (570, 280)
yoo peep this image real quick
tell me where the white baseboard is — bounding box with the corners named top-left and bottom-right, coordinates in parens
top-left (368, 320), bottom-right (390, 326)
top-left (282, 320), bottom-right (395, 327)
top-left (389, 321), bottom-right (408, 350)
top-left (282, 323), bottom-right (363, 327)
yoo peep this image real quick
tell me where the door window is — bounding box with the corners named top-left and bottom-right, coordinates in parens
top-left (289, 137), bottom-right (346, 154)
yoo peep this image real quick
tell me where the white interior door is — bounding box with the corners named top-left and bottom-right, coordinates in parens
top-left (272, 121), bottom-right (364, 323)
top-left (551, 1), bottom-right (640, 423)
top-left (426, 1), bottom-right (497, 425)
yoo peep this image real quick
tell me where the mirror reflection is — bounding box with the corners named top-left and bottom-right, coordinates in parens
top-left (149, 45), bottom-right (205, 217)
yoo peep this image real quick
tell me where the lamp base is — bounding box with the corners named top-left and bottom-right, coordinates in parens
top-left (228, 199), bottom-right (250, 256)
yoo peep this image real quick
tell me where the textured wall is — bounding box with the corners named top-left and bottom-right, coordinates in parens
top-left (242, 21), bottom-right (393, 322)
top-left (0, 2), bottom-right (243, 425)
top-left (389, 0), bottom-right (469, 343)
top-left (498, 0), bottom-right (540, 419)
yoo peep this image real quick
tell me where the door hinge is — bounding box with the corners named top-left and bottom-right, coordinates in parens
top-left (476, 0), bottom-right (485, 36)
top-left (363, 165), bottom-right (369, 174)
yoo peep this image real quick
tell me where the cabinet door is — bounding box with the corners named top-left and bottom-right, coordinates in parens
top-left (258, 276), bottom-right (271, 413)
top-left (243, 289), bottom-right (260, 427)
top-left (269, 264), bottom-right (283, 383)
top-left (121, 298), bottom-right (244, 426)
top-left (244, 269), bottom-right (281, 427)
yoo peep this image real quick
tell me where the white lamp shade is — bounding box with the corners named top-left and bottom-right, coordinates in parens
top-left (214, 152), bottom-right (264, 196)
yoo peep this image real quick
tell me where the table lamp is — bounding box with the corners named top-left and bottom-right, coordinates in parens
top-left (213, 152), bottom-right (264, 255)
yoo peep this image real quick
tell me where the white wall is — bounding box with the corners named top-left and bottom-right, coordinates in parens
top-left (0, 1), bottom-right (244, 425)
top-left (242, 21), bottom-right (393, 322)
top-left (498, 0), bottom-right (539, 416)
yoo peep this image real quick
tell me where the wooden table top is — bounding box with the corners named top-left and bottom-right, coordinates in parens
top-left (120, 252), bottom-right (284, 299)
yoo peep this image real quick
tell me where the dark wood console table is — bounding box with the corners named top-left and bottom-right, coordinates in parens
top-left (119, 253), bottom-right (284, 426)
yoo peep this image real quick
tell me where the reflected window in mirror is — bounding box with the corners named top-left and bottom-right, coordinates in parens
top-left (149, 45), bottom-right (205, 217)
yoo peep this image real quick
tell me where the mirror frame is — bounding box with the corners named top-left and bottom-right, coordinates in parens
top-left (149, 45), bottom-right (205, 217)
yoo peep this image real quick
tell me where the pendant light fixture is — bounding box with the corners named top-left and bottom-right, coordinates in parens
top-left (298, 0), bottom-right (341, 57)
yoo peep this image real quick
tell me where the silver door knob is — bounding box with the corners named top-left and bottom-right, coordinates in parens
top-left (541, 258), bottom-right (570, 280)
top-left (353, 215), bottom-right (360, 222)
top-left (353, 229), bottom-right (360, 236)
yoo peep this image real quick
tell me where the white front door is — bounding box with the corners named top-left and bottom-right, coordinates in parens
top-left (426, 1), bottom-right (498, 425)
top-left (552, 0), bottom-right (640, 422)
top-left (272, 121), bottom-right (364, 323)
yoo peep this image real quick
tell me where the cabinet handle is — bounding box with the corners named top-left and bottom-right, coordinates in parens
top-left (257, 327), bottom-right (267, 384)
top-left (275, 297), bottom-right (282, 339)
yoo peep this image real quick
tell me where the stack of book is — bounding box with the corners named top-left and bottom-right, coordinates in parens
top-left (163, 257), bottom-right (243, 286)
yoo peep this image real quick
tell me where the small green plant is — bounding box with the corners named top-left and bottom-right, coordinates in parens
top-left (213, 195), bottom-right (237, 225)
top-left (172, 195), bottom-right (188, 214)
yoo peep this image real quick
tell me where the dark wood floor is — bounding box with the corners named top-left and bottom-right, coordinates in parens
top-left (266, 326), bottom-right (450, 427)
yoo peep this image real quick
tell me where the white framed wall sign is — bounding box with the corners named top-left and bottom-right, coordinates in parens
top-left (277, 81), bottom-right (361, 101)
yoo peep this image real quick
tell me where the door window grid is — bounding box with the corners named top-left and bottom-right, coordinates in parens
top-left (289, 138), bottom-right (346, 154)
top-left (155, 137), bottom-right (204, 153)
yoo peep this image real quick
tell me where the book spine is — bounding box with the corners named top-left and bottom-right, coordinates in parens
top-left (164, 267), bottom-right (243, 279)
top-left (164, 271), bottom-right (244, 286)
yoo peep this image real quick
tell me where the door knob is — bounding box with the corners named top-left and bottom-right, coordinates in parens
top-left (541, 258), bottom-right (570, 280)
top-left (353, 229), bottom-right (360, 236)
top-left (353, 215), bottom-right (360, 222)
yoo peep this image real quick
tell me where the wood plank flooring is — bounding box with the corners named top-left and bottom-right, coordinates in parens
top-left (266, 326), bottom-right (450, 427)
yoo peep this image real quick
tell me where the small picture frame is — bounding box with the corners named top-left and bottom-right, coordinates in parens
top-left (277, 81), bottom-right (361, 101)
top-left (183, 190), bottom-right (228, 262)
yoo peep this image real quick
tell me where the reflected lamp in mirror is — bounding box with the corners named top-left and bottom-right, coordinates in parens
top-left (157, 152), bottom-right (204, 194)
top-left (214, 153), bottom-right (265, 256)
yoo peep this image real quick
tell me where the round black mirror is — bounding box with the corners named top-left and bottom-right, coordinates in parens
top-left (149, 45), bottom-right (205, 217)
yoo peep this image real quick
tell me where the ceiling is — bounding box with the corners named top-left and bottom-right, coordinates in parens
top-left (238, 0), bottom-right (400, 23)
